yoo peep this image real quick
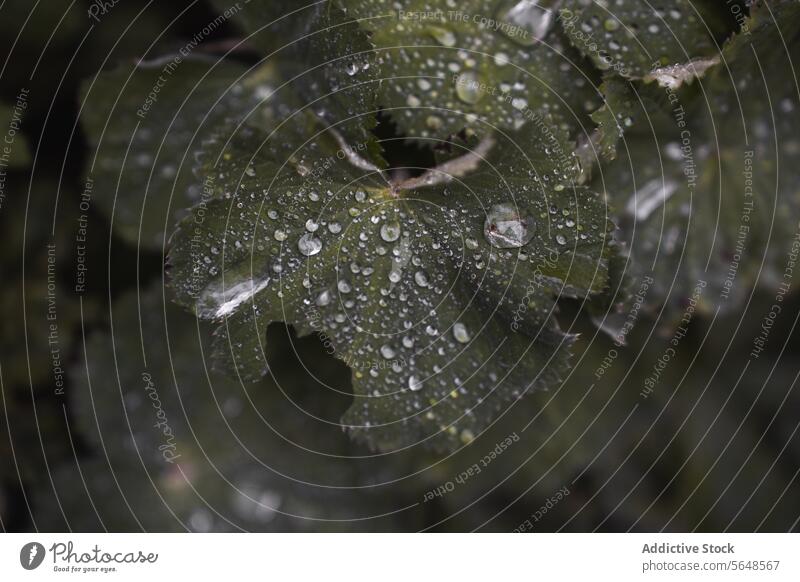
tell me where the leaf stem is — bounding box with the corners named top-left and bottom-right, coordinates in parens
top-left (390, 134), bottom-right (496, 194)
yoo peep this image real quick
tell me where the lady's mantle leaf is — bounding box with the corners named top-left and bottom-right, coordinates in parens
top-left (592, 0), bottom-right (800, 315)
top-left (337, 0), bottom-right (600, 140)
top-left (212, 0), bottom-right (599, 141)
top-left (560, 0), bottom-right (731, 81)
top-left (168, 102), bottom-right (611, 451)
top-left (210, 0), bottom-right (381, 150)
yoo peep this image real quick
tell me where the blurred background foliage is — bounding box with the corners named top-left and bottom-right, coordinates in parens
top-left (1, 0), bottom-right (799, 532)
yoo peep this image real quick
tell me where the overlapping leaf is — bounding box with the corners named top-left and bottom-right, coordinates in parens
top-left (210, 0), bottom-right (382, 149)
top-left (339, 0), bottom-right (600, 139)
top-left (560, 0), bottom-right (732, 81)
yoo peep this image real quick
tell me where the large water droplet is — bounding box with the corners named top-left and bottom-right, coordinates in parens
top-left (496, 0), bottom-right (557, 46)
top-left (380, 221), bottom-right (401, 242)
top-left (380, 344), bottom-right (396, 359)
top-left (484, 203), bottom-right (535, 248)
top-left (298, 233), bottom-right (322, 256)
top-left (408, 375), bottom-right (423, 391)
top-left (453, 322), bottom-right (471, 343)
top-left (428, 25), bottom-right (456, 47)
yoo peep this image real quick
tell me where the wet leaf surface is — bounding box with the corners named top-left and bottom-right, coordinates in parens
top-left (168, 96), bottom-right (611, 451)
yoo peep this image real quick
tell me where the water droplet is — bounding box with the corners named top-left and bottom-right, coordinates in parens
top-left (345, 62), bottom-right (359, 76)
top-left (337, 279), bottom-right (352, 294)
top-left (555, 234), bottom-right (567, 245)
top-left (274, 229), bottom-right (288, 241)
top-left (494, 52), bottom-right (510, 66)
top-left (456, 71), bottom-right (483, 105)
top-left (414, 270), bottom-right (430, 287)
top-left (298, 233), bottom-right (322, 256)
top-left (497, 0), bottom-right (555, 46)
top-left (408, 375), bottom-right (423, 391)
top-left (305, 218), bottom-right (319, 232)
top-left (316, 290), bottom-right (331, 306)
top-left (380, 221), bottom-right (401, 242)
top-left (426, 115), bottom-right (443, 130)
top-left (664, 142), bottom-right (683, 161)
top-left (484, 203), bottom-right (535, 248)
top-left (428, 25), bottom-right (456, 47)
top-left (453, 322), bottom-right (471, 343)
top-left (380, 345), bottom-right (396, 359)
top-left (512, 97), bottom-right (528, 110)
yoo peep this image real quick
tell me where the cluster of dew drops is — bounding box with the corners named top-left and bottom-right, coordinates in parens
top-left (341, 0), bottom-right (590, 137)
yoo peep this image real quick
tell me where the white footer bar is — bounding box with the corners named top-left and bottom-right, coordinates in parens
top-left (1, 533), bottom-right (797, 580)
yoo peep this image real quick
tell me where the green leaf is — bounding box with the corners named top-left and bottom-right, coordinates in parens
top-left (578, 74), bottom-right (674, 179)
top-left (219, 0), bottom-right (600, 141)
top-left (335, 0), bottom-right (600, 139)
top-left (80, 57), bottom-right (283, 249)
top-left (210, 1), bottom-right (383, 151)
top-left (560, 0), bottom-right (730, 80)
top-left (168, 97), bottom-right (611, 450)
top-left (593, 0), bottom-right (800, 314)
top-left (282, 2), bottom-right (384, 150)
top-left (584, 75), bottom-right (637, 163)
top-left (37, 284), bottom-right (422, 531)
